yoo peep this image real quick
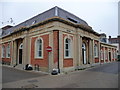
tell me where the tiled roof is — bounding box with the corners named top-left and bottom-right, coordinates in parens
top-left (1, 6), bottom-right (90, 37)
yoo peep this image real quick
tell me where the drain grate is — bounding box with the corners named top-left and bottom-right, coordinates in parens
top-left (21, 84), bottom-right (38, 88)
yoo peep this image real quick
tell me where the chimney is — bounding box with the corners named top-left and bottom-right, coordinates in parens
top-left (109, 36), bottom-right (111, 39)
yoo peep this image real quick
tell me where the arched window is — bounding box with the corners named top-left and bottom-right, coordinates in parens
top-left (2, 45), bottom-right (5, 58)
top-left (64, 38), bottom-right (72, 58)
top-left (35, 38), bottom-right (43, 58)
top-left (100, 50), bottom-right (104, 60)
top-left (112, 50), bottom-right (114, 59)
top-left (94, 44), bottom-right (98, 57)
top-left (105, 50), bottom-right (108, 60)
top-left (6, 44), bottom-right (10, 58)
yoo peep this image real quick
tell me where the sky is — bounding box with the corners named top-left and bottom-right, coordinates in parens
top-left (0, 0), bottom-right (119, 38)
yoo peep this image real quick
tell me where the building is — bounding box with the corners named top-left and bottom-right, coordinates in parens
top-left (108, 36), bottom-right (120, 60)
top-left (100, 33), bottom-right (107, 43)
top-left (0, 6), bottom-right (117, 73)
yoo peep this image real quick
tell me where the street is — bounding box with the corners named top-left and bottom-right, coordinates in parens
top-left (2, 66), bottom-right (47, 83)
top-left (2, 62), bottom-right (119, 88)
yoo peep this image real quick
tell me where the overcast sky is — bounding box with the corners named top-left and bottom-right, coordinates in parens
top-left (0, 0), bottom-right (119, 37)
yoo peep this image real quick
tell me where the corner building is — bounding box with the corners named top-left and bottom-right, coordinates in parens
top-left (0, 6), bottom-right (117, 73)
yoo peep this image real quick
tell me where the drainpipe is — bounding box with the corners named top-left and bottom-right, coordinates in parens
top-left (58, 30), bottom-right (60, 73)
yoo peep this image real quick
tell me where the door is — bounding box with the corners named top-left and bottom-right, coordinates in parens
top-left (19, 43), bottom-right (23, 64)
top-left (82, 43), bottom-right (86, 64)
top-left (19, 49), bottom-right (22, 64)
top-left (109, 52), bottom-right (111, 61)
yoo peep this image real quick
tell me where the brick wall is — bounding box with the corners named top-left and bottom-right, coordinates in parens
top-left (63, 34), bottom-right (73, 67)
top-left (2, 42), bottom-right (11, 64)
top-left (31, 34), bottom-right (49, 67)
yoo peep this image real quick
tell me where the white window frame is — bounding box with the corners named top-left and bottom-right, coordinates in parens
top-left (105, 50), bottom-right (108, 60)
top-left (114, 51), bottom-right (116, 59)
top-left (94, 44), bottom-right (98, 58)
top-left (6, 44), bottom-right (10, 58)
top-left (112, 50), bottom-right (114, 59)
top-left (35, 37), bottom-right (43, 59)
top-left (64, 37), bottom-right (72, 58)
top-left (100, 50), bottom-right (104, 60)
top-left (115, 50), bottom-right (117, 59)
top-left (2, 45), bottom-right (5, 58)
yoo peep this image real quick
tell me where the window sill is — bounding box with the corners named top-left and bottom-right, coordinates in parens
top-left (64, 58), bottom-right (73, 60)
top-left (34, 57), bottom-right (43, 59)
top-left (6, 57), bottom-right (10, 59)
top-left (94, 57), bottom-right (99, 58)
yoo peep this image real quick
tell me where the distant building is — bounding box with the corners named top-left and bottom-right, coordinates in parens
top-left (0, 6), bottom-right (117, 73)
top-left (108, 36), bottom-right (120, 56)
top-left (100, 33), bottom-right (107, 43)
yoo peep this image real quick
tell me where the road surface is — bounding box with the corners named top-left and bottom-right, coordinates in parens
top-left (2, 62), bottom-right (119, 88)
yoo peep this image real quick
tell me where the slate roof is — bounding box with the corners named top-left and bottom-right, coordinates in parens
top-left (1, 6), bottom-right (95, 37)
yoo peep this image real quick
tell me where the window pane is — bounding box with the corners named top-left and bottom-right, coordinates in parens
top-left (39, 51), bottom-right (41, 57)
top-left (40, 39), bottom-right (42, 43)
top-left (65, 39), bottom-right (68, 43)
top-left (66, 50), bottom-right (69, 57)
top-left (36, 38), bottom-right (43, 58)
top-left (65, 38), bottom-right (71, 57)
top-left (66, 44), bottom-right (68, 49)
top-left (39, 44), bottom-right (42, 50)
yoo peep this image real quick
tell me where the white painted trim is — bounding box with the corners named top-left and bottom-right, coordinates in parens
top-left (2, 45), bottom-right (5, 58)
top-left (30, 32), bottom-right (50, 38)
top-left (94, 44), bottom-right (98, 58)
top-left (34, 37), bottom-right (44, 59)
top-left (100, 49), bottom-right (104, 60)
top-left (82, 43), bottom-right (87, 64)
top-left (6, 43), bottom-right (10, 58)
top-left (19, 43), bottom-right (23, 49)
top-left (18, 43), bottom-right (23, 64)
top-left (1, 40), bottom-right (12, 44)
top-left (64, 36), bottom-right (73, 58)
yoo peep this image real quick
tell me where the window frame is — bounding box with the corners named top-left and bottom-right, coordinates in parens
top-left (100, 49), bottom-right (104, 60)
top-left (112, 50), bottom-right (114, 59)
top-left (2, 45), bottom-right (5, 58)
top-left (35, 37), bottom-right (43, 59)
top-left (105, 49), bottom-right (108, 60)
top-left (94, 44), bottom-right (98, 58)
top-left (6, 43), bottom-right (10, 58)
top-left (64, 37), bottom-right (72, 58)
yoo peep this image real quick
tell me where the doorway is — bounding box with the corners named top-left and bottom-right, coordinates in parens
top-left (19, 43), bottom-right (23, 64)
top-left (82, 43), bottom-right (87, 64)
top-left (109, 52), bottom-right (111, 61)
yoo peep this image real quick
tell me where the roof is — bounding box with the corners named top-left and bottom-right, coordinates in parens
top-left (100, 42), bottom-right (117, 48)
top-left (1, 6), bottom-right (94, 37)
